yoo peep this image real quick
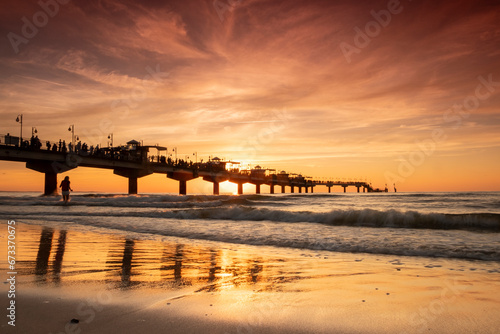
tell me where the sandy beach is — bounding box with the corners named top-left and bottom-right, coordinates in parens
top-left (1, 222), bottom-right (499, 333)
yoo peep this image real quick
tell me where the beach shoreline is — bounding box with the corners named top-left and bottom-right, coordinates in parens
top-left (1, 221), bottom-right (500, 333)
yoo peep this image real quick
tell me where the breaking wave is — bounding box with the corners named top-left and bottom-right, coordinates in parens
top-left (2, 205), bottom-right (499, 232)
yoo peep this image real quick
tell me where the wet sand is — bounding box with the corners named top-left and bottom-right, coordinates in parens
top-left (1, 222), bottom-right (500, 333)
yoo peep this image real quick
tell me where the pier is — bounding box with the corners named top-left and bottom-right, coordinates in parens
top-left (0, 134), bottom-right (379, 195)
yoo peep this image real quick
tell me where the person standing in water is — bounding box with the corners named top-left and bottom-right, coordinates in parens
top-left (59, 176), bottom-right (73, 203)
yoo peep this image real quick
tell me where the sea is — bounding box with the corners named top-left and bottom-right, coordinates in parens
top-left (1, 191), bottom-right (499, 263)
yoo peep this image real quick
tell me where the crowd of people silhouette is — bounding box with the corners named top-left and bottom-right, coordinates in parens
top-left (2, 133), bottom-right (227, 172)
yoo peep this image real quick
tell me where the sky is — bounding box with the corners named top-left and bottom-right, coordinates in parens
top-left (0, 0), bottom-right (499, 194)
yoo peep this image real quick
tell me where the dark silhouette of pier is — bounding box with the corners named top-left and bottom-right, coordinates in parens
top-left (0, 133), bottom-right (380, 195)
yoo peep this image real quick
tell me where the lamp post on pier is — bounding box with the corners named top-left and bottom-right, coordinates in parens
top-left (193, 152), bottom-right (197, 164)
top-left (32, 127), bottom-right (37, 137)
top-left (68, 124), bottom-right (75, 147)
top-left (15, 114), bottom-right (23, 146)
top-left (108, 133), bottom-right (113, 148)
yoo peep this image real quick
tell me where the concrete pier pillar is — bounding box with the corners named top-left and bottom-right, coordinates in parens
top-left (343, 186), bottom-right (347, 193)
top-left (256, 184), bottom-right (261, 194)
top-left (363, 187), bottom-right (366, 193)
top-left (328, 186), bottom-right (331, 193)
top-left (298, 187), bottom-right (302, 193)
top-left (270, 184), bottom-right (274, 194)
top-left (115, 168), bottom-right (153, 195)
top-left (167, 171), bottom-right (198, 196)
top-left (281, 185), bottom-right (285, 193)
top-left (179, 180), bottom-right (187, 195)
top-left (357, 186), bottom-right (360, 193)
top-left (44, 172), bottom-right (58, 195)
top-left (238, 183), bottom-right (243, 195)
top-left (291, 186), bottom-right (294, 193)
top-left (311, 187), bottom-right (314, 193)
top-left (128, 177), bottom-right (138, 195)
top-left (305, 186), bottom-right (308, 193)
top-left (203, 176), bottom-right (228, 196)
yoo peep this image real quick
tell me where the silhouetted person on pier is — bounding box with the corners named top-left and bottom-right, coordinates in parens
top-left (52, 144), bottom-right (58, 152)
top-left (46, 141), bottom-right (51, 150)
top-left (59, 176), bottom-right (73, 204)
top-left (62, 141), bottom-right (67, 153)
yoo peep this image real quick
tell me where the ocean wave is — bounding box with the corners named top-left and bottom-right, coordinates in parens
top-left (3, 205), bottom-right (499, 232)
top-left (155, 207), bottom-right (500, 232)
top-left (0, 194), bottom-right (292, 209)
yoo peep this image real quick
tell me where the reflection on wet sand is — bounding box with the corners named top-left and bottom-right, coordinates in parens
top-left (7, 223), bottom-right (500, 334)
top-left (34, 228), bottom-right (53, 282)
top-left (120, 239), bottom-right (135, 288)
top-left (19, 224), bottom-right (297, 292)
top-left (160, 244), bottom-right (186, 286)
top-left (52, 230), bottom-right (66, 284)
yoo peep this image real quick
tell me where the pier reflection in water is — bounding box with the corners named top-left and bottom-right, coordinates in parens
top-left (52, 230), bottom-right (67, 284)
top-left (34, 228), bottom-right (53, 281)
top-left (13, 224), bottom-right (301, 292)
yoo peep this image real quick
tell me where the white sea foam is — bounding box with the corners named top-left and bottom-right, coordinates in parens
top-left (1, 192), bottom-right (499, 261)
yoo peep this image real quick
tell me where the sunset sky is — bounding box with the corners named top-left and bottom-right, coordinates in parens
top-left (1, 0), bottom-right (499, 194)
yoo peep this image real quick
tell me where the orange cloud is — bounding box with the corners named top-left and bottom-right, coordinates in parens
top-left (1, 0), bottom-right (499, 193)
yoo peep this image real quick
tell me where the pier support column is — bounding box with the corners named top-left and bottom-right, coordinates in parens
top-left (328, 186), bottom-right (331, 193)
top-left (363, 187), bottom-right (366, 193)
top-left (311, 187), bottom-right (314, 193)
top-left (298, 187), bottom-right (302, 193)
top-left (167, 171), bottom-right (198, 196)
top-left (270, 184), bottom-right (274, 194)
top-left (281, 185), bottom-right (285, 193)
top-left (255, 184), bottom-right (261, 194)
top-left (203, 175), bottom-right (228, 196)
top-left (115, 168), bottom-right (153, 195)
top-left (44, 172), bottom-right (58, 195)
top-left (291, 186), bottom-right (294, 193)
top-left (357, 186), bottom-right (360, 193)
top-left (305, 186), bottom-right (308, 193)
top-left (343, 186), bottom-right (347, 193)
top-left (179, 180), bottom-right (187, 196)
top-left (238, 183), bottom-right (243, 195)
top-left (128, 177), bottom-right (138, 195)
